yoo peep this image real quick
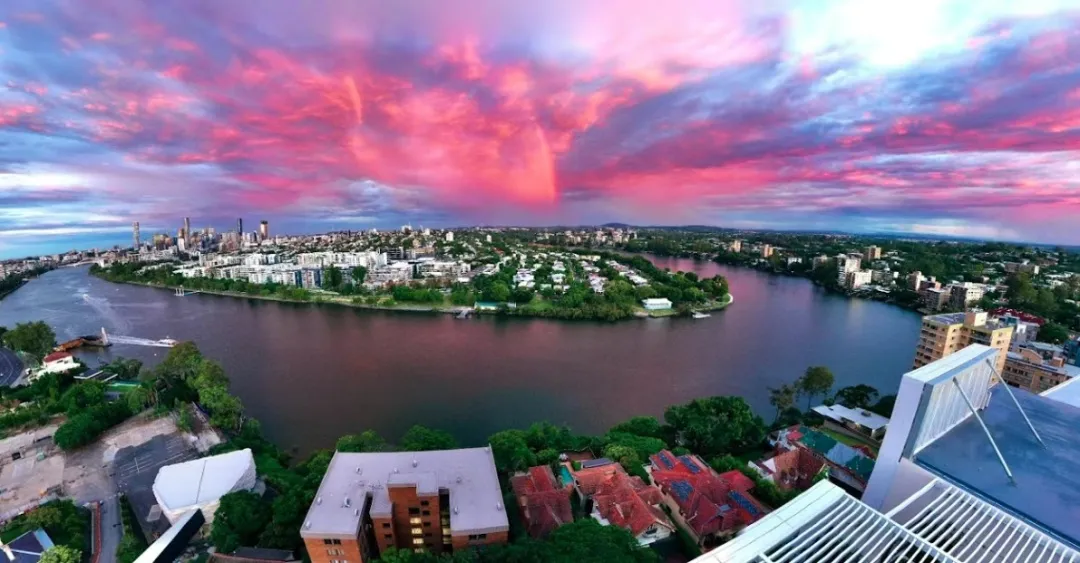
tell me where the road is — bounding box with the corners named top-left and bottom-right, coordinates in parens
top-left (98, 496), bottom-right (120, 563)
top-left (0, 347), bottom-right (24, 387)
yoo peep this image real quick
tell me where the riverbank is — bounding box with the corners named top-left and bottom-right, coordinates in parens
top-left (93, 275), bottom-right (734, 321)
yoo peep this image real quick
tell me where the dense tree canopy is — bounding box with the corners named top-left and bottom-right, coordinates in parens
top-left (833, 384), bottom-right (879, 410)
top-left (336, 430), bottom-right (391, 452)
top-left (663, 396), bottom-right (766, 458)
top-left (798, 366), bottom-right (835, 410)
top-left (1, 321), bottom-right (57, 359)
top-left (39, 546), bottom-right (81, 563)
top-left (1040, 322), bottom-right (1070, 345)
top-left (212, 491), bottom-right (273, 554)
top-left (401, 425), bottom-right (458, 451)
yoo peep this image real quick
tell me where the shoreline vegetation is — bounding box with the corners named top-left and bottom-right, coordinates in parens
top-left (88, 250), bottom-right (734, 322)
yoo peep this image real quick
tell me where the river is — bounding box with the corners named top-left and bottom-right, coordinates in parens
top-left (0, 256), bottom-right (921, 456)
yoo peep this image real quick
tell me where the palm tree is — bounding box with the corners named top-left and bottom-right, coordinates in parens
top-left (768, 384), bottom-right (797, 423)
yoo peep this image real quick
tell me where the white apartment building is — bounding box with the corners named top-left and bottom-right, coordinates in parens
top-left (846, 269), bottom-right (873, 289)
top-left (837, 254), bottom-right (861, 286)
top-left (695, 344), bottom-right (1080, 562)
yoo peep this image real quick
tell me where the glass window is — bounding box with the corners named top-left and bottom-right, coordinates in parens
top-left (333, 539), bottom-right (342, 545)
top-left (413, 538), bottom-right (425, 546)
top-left (421, 500), bottom-right (429, 506)
top-left (409, 507), bottom-right (421, 515)
top-left (422, 510), bottom-right (430, 516)
top-left (384, 534), bottom-right (392, 540)
top-left (382, 523), bottom-right (391, 529)
top-left (423, 522), bottom-right (431, 528)
top-left (412, 527), bottom-right (423, 535)
top-left (409, 517), bottom-right (422, 525)
top-left (324, 540), bottom-right (333, 545)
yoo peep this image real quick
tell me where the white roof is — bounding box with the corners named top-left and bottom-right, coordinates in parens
top-left (152, 448), bottom-right (256, 511)
top-left (642, 298), bottom-right (672, 305)
top-left (812, 403), bottom-right (890, 431)
top-left (695, 480), bottom-right (1079, 563)
top-left (301, 447), bottom-right (508, 538)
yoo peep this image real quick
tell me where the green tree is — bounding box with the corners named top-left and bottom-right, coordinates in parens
top-left (39, 546), bottom-right (81, 563)
top-left (1005, 273), bottom-right (1037, 307)
top-left (351, 266), bottom-right (368, 284)
top-left (101, 357), bottom-right (143, 381)
top-left (198, 385), bottom-right (244, 431)
top-left (400, 425), bottom-right (458, 451)
top-left (767, 384), bottom-right (797, 424)
top-left (608, 416), bottom-right (663, 439)
top-left (485, 281), bottom-right (511, 303)
top-left (323, 266), bottom-right (344, 289)
top-left (869, 394), bottom-right (896, 418)
top-left (126, 382), bottom-right (158, 412)
top-left (60, 381), bottom-right (106, 414)
top-left (544, 519), bottom-right (659, 563)
top-left (1040, 322), bottom-right (1070, 345)
top-left (833, 384), bottom-right (879, 409)
top-left (663, 396), bottom-right (766, 457)
top-left (1, 321), bottom-right (57, 359)
top-left (212, 491), bottom-right (272, 554)
top-left (336, 430), bottom-right (390, 452)
top-left (488, 429), bottom-right (536, 474)
top-left (798, 366), bottom-right (835, 410)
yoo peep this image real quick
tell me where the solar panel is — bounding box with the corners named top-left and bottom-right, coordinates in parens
top-left (679, 455), bottom-right (701, 473)
top-left (729, 491), bottom-right (760, 518)
top-left (658, 452), bottom-right (675, 469)
top-left (671, 480), bottom-right (694, 502)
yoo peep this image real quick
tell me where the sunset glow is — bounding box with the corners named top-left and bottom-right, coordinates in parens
top-left (2, 0), bottom-right (1080, 255)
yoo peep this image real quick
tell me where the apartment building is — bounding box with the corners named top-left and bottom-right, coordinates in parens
top-left (1002, 347), bottom-right (1080, 393)
top-left (694, 345), bottom-right (1080, 562)
top-left (912, 311), bottom-right (1012, 374)
top-left (845, 269), bottom-right (872, 290)
top-left (948, 282), bottom-right (985, 311)
top-left (864, 245), bottom-right (881, 261)
top-left (836, 254), bottom-right (861, 286)
top-left (301, 448), bottom-right (508, 563)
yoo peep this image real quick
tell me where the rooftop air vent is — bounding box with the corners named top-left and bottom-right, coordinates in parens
top-left (344, 497), bottom-right (351, 508)
top-left (453, 506), bottom-right (459, 515)
top-left (356, 467), bottom-right (363, 474)
top-left (354, 509), bottom-right (360, 517)
top-left (304, 521), bottom-right (311, 529)
top-left (496, 502), bottom-right (503, 511)
top-left (412, 459), bottom-right (418, 468)
top-left (316, 497), bottom-right (322, 505)
top-left (456, 476), bottom-right (463, 484)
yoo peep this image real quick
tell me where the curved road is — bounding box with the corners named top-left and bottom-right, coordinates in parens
top-left (0, 347), bottom-right (23, 387)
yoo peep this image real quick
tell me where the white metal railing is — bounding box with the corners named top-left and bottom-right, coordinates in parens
top-left (693, 480), bottom-right (1079, 563)
top-left (910, 350), bottom-right (997, 455)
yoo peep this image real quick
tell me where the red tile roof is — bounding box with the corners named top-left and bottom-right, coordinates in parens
top-left (43, 352), bottom-right (72, 364)
top-left (591, 471), bottom-right (673, 538)
top-left (761, 447), bottom-right (825, 491)
top-left (571, 462), bottom-right (623, 497)
top-left (649, 450), bottom-right (769, 538)
top-left (510, 466), bottom-right (573, 539)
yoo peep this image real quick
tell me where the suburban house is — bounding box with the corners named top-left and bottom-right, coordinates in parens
top-left (30, 352), bottom-right (79, 380)
top-left (568, 460), bottom-right (674, 546)
top-left (648, 451), bottom-right (768, 546)
top-left (510, 466), bottom-right (573, 539)
top-left (771, 425), bottom-right (876, 493)
top-left (748, 446), bottom-right (825, 491)
top-left (811, 403), bottom-right (890, 442)
top-left (641, 298), bottom-right (673, 311)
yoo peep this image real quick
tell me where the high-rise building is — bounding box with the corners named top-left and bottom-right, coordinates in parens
top-left (912, 311), bottom-right (1013, 374)
top-left (183, 217), bottom-right (191, 244)
top-left (836, 254), bottom-right (861, 286)
top-left (948, 282), bottom-right (985, 311)
top-left (301, 448), bottom-right (509, 563)
top-left (132, 222), bottom-right (140, 250)
top-left (760, 244), bottom-right (773, 258)
top-left (259, 220), bottom-right (269, 241)
top-left (445, 231), bottom-right (454, 242)
top-left (237, 218), bottom-right (243, 236)
top-left (864, 245), bottom-right (882, 261)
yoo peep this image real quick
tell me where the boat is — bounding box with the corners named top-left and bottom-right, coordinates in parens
top-left (692, 312), bottom-right (711, 319)
top-left (159, 338), bottom-right (179, 347)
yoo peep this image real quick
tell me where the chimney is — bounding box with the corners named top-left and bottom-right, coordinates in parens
top-left (1051, 357), bottom-right (1065, 368)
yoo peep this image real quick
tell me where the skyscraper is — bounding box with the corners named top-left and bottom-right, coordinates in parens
top-left (259, 220), bottom-right (269, 241)
top-left (183, 217), bottom-right (191, 244)
top-left (132, 221), bottom-right (140, 250)
top-left (237, 217), bottom-right (243, 235)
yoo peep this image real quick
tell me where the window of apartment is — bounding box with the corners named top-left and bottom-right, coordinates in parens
top-left (422, 510), bottom-right (430, 516)
top-left (412, 527), bottom-right (423, 535)
top-left (421, 500), bottom-right (429, 507)
top-left (382, 523), bottom-right (391, 529)
top-left (384, 534), bottom-right (392, 540)
top-left (468, 534), bottom-right (488, 540)
top-left (425, 533), bottom-right (433, 538)
top-left (442, 526), bottom-right (451, 535)
top-left (409, 507), bottom-right (421, 515)
top-left (423, 522), bottom-right (431, 528)
top-left (409, 517), bottom-right (422, 525)
top-left (412, 538), bottom-right (425, 546)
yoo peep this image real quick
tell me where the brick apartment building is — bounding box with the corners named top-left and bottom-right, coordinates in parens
top-left (301, 448), bottom-right (508, 563)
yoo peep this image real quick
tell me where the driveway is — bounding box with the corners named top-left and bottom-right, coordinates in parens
top-left (97, 496), bottom-right (121, 563)
top-left (0, 347), bottom-right (23, 387)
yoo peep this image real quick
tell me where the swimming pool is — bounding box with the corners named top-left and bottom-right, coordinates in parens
top-left (559, 465), bottom-right (574, 488)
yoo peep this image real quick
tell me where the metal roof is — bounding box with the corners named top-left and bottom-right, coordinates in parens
top-left (694, 480), bottom-right (1080, 563)
top-left (812, 403), bottom-right (890, 431)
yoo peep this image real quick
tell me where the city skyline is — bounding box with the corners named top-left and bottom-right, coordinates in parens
top-left (2, 0), bottom-right (1080, 259)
